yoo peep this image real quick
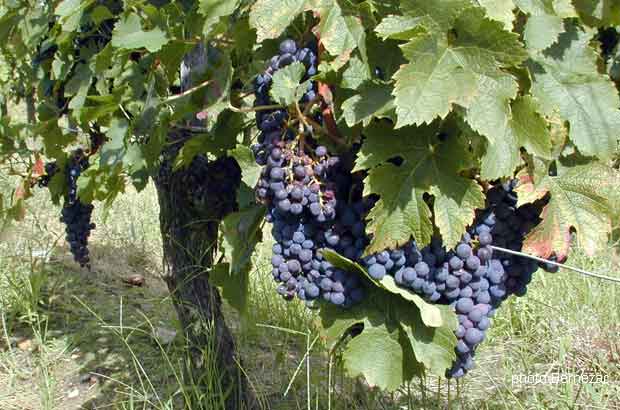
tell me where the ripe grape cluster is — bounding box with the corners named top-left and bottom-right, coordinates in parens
top-left (253, 39), bottom-right (561, 380)
top-left (361, 180), bottom-right (558, 378)
top-left (254, 40), bottom-right (371, 307)
top-left (61, 151), bottom-right (95, 268)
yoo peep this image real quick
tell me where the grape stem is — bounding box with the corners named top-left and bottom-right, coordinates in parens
top-left (228, 103), bottom-right (284, 113)
top-left (304, 115), bottom-right (346, 146)
top-left (489, 245), bottom-right (620, 284)
top-left (163, 78), bottom-right (213, 103)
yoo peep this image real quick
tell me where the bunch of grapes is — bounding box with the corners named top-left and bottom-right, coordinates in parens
top-left (60, 151), bottom-right (96, 268)
top-left (253, 39), bottom-right (562, 380)
top-left (254, 39), bottom-right (370, 307)
top-left (356, 180), bottom-right (561, 378)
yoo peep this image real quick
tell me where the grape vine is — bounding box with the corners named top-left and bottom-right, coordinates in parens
top-left (254, 39), bottom-right (568, 379)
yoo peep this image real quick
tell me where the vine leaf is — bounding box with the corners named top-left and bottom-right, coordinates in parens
top-left (514, 0), bottom-right (577, 52)
top-left (220, 204), bottom-right (266, 275)
top-left (111, 13), bottom-right (169, 52)
top-left (354, 121), bottom-right (483, 251)
top-left (516, 163), bottom-right (617, 259)
top-left (321, 249), bottom-right (443, 328)
top-left (315, 3), bottom-right (366, 69)
top-left (198, 0), bottom-right (241, 36)
top-left (477, 0), bottom-right (516, 29)
top-left (573, 0), bottom-right (620, 25)
top-left (466, 76), bottom-right (553, 179)
top-left (341, 56), bottom-right (371, 90)
top-left (393, 7), bottom-right (527, 127)
top-left (398, 298), bottom-right (457, 376)
top-left (342, 323), bottom-right (415, 391)
top-left (341, 83), bottom-right (395, 127)
top-left (210, 262), bottom-right (247, 313)
top-left (269, 61), bottom-right (305, 106)
top-left (249, 0), bottom-right (307, 42)
top-left (375, 15), bottom-right (422, 40)
top-left (400, 0), bottom-right (474, 31)
top-left (529, 26), bottom-right (620, 160)
top-left (216, 205), bottom-right (266, 313)
top-left (229, 145), bottom-right (261, 188)
top-left (55, 0), bottom-right (94, 32)
top-left (318, 300), bottom-right (376, 350)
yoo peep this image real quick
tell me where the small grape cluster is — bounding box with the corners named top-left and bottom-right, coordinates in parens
top-left (253, 40), bottom-right (341, 223)
top-left (61, 151), bottom-right (95, 268)
top-left (254, 39), bottom-right (369, 307)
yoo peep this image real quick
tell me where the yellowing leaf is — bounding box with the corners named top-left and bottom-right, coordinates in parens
top-left (517, 163), bottom-right (618, 259)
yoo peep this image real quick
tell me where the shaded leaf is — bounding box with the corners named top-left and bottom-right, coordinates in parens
top-left (220, 205), bottom-right (266, 274)
top-left (229, 145), bottom-right (261, 188)
top-left (398, 298), bottom-right (457, 376)
top-left (321, 249), bottom-right (443, 328)
top-left (355, 122), bottom-right (483, 251)
top-left (341, 83), bottom-right (395, 126)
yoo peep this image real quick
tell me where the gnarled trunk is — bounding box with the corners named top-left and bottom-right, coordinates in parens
top-left (154, 149), bottom-right (257, 409)
top-left (151, 41), bottom-right (258, 409)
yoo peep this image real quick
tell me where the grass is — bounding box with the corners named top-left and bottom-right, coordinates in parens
top-left (0, 176), bottom-right (619, 409)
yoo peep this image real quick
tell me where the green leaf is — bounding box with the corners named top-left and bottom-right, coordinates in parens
top-left (398, 298), bottom-right (457, 376)
top-left (249, 0), bottom-right (307, 42)
top-left (210, 262), bottom-right (248, 313)
top-left (218, 205), bottom-right (265, 313)
top-left (516, 163), bottom-right (618, 259)
top-left (341, 83), bottom-right (395, 126)
top-left (354, 122), bottom-right (483, 251)
top-left (221, 205), bottom-right (266, 275)
top-left (316, 3), bottom-right (366, 68)
top-left (199, 0), bottom-right (241, 36)
top-left (65, 63), bottom-right (93, 111)
top-left (393, 8), bottom-right (527, 127)
top-left (375, 15), bottom-right (422, 40)
top-left (341, 56), bottom-right (371, 90)
top-left (514, 0), bottom-right (576, 52)
top-left (111, 13), bottom-right (169, 52)
top-left (400, 0), bottom-right (475, 31)
top-left (530, 27), bottom-right (620, 160)
top-left (342, 323), bottom-right (414, 391)
top-left (465, 74), bottom-right (552, 178)
top-left (476, 0), bottom-right (516, 29)
top-left (229, 145), bottom-right (261, 188)
top-left (100, 117), bottom-right (129, 168)
top-left (573, 0), bottom-right (620, 25)
top-left (464, 74), bottom-right (519, 148)
top-left (319, 300), bottom-right (374, 350)
top-left (321, 249), bottom-right (443, 328)
top-left (269, 61), bottom-right (305, 105)
top-left (55, 0), bottom-right (95, 32)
